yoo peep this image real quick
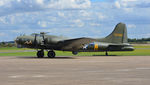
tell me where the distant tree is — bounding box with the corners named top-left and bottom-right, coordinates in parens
top-left (128, 38), bottom-right (150, 44)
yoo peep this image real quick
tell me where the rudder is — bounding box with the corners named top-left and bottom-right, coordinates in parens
top-left (102, 23), bottom-right (128, 43)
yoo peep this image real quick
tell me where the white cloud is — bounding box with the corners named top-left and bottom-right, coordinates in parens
top-left (144, 33), bottom-right (150, 38)
top-left (17, 0), bottom-right (21, 2)
top-left (0, 14), bottom-right (24, 24)
top-left (114, 0), bottom-right (138, 12)
top-left (115, 0), bottom-right (150, 9)
top-left (97, 13), bottom-right (106, 20)
top-left (0, 33), bottom-right (6, 36)
top-left (122, 0), bottom-right (137, 2)
top-left (0, 17), bottom-right (7, 24)
top-left (0, 0), bottom-right (91, 16)
top-left (90, 23), bottom-right (101, 27)
top-left (114, 0), bottom-right (139, 10)
top-left (0, 1), bottom-right (4, 6)
top-left (123, 8), bottom-right (133, 12)
top-left (79, 10), bottom-right (91, 17)
top-left (0, 1), bottom-right (150, 41)
top-left (11, 30), bottom-right (21, 33)
top-left (57, 12), bottom-right (65, 17)
top-left (72, 19), bottom-right (84, 27)
top-left (115, 1), bottom-right (121, 8)
top-left (36, 0), bottom-right (44, 5)
top-left (47, 0), bottom-right (91, 9)
top-left (38, 21), bottom-right (48, 27)
top-left (127, 24), bottom-right (136, 28)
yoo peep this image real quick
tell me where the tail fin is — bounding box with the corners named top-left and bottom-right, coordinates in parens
top-left (102, 23), bottom-right (128, 43)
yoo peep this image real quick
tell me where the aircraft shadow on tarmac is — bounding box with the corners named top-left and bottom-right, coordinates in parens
top-left (17, 56), bottom-right (76, 59)
top-left (16, 55), bottom-right (120, 59)
top-left (92, 55), bottom-right (117, 56)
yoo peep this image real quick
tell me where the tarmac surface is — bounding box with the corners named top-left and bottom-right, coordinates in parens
top-left (1, 56), bottom-right (150, 85)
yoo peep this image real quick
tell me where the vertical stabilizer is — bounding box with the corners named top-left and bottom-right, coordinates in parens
top-left (102, 23), bottom-right (128, 43)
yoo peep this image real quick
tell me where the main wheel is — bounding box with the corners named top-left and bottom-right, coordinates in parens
top-left (37, 50), bottom-right (44, 58)
top-left (48, 51), bottom-right (56, 58)
top-left (106, 51), bottom-right (108, 56)
top-left (72, 51), bottom-right (78, 55)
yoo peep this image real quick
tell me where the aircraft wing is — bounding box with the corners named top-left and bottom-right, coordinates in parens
top-left (59, 37), bottom-right (96, 51)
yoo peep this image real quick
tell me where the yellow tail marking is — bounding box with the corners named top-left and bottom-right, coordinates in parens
top-left (94, 44), bottom-right (98, 51)
top-left (114, 33), bottom-right (123, 37)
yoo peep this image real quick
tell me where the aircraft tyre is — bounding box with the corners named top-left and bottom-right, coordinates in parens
top-left (106, 51), bottom-right (108, 56)
top-left (72, 51), bottom-right (78, 55)
top-left (37, 50), bottom-right (44, 58)
top-left (48, 51), bottom-right (56, 58)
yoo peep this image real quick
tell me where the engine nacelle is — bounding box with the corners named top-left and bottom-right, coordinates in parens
top-left (44, 37), bottom-right (60, 44)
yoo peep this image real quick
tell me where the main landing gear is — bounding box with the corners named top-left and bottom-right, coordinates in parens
top-left (37, 50), bottom-right (56, 58)
top-left (106, 51), bottom-right (108, 56)
top-left (47, 51), bottom-right (56, 58)
top-left (37, 50), bottom-right (44, 58)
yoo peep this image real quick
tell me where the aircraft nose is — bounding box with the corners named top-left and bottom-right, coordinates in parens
top-left (15, 37), bottom-right (25, 48)
top-left (15, 37), bottom-right (22, 44)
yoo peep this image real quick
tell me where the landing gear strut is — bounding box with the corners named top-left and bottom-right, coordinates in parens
top-left (47, 51), bottom-right (56, 58)
top-left (106, 51), bottom-right (108, 56)
top-left (37, 50), bottom-right (44, 58)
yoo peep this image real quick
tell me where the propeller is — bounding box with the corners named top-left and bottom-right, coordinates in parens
top-left (33, 33), bottom-right (38, 48)
top-left (19, 33), bottom-right (26, 36)
top-left (15, 33), bottom-right (26, 48)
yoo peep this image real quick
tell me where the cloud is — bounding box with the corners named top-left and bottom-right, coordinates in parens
top-left (0, 0), bottom-right (150, 41)
top-left (0, 0), bottom-right (91, 16)
top-left (114, 1), bottom-right (121, 8)
top-left (45, 0), bottom-right (91, 9)
top-left (36, 0), bottom-right (44, 5)
top-left (38, 21), bottom-right (48, 27)
top-left (57, 12), bottom-right (65, 17)
top-left (97, 13), bottom-right (107, 20)
top-left (114, 0), bottom-right (150, 9)
top-left (90, 23), bottom-right (101, 27)
top-left (127, 24), bottom-right (136, 28)
top-left (0, 1), bottom-right (5, 6)
top-left (0, 33), bottom-right (6, 36)
top-left (79, 10), bottom-right (91, 17)
top-left (72, 19), bottom-right (84, 27)
top-left (144, 33), bottom-right (150, 38)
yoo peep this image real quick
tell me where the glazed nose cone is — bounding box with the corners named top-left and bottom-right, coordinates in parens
top-left (15, 36), bottom-right (22, 44)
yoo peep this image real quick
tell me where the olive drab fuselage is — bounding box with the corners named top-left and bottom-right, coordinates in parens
top-left (15, 23), bottom-right (134, 57)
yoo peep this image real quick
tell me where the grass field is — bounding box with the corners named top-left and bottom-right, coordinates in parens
top-left (0, 45), bottom-right (150, 57)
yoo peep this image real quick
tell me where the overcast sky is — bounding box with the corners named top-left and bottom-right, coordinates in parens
top-left (0, 0), bottom-right (150, 41)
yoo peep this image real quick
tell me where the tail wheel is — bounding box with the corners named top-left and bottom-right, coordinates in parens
top-left (37, 50), bottom-right (44, 58)
top-left (72, 51), bottom-right (78, 55)
top-left (48, 51), bottom-right (56, 58)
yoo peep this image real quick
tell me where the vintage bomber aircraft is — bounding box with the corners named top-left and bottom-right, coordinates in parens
top-left (15, 23), bottom-right (134, 58)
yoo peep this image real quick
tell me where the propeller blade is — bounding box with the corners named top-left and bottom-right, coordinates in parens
top-left (34, 34), bottom-right (37, 48)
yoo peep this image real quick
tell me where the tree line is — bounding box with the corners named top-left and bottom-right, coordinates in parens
top-left (0, 41), bottom-right (15, 47)
top-left (128, 38), bottom-right (150, 44)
